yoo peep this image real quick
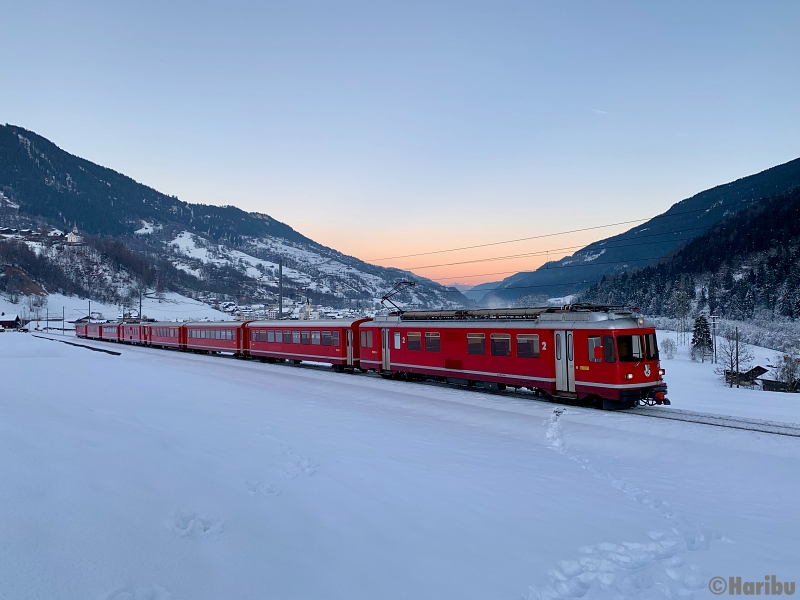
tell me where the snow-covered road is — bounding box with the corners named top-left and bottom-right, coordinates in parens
top-left (1, 333), bottom-right (798, 600)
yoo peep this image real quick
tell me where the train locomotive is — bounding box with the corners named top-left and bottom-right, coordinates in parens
top-left (75, 304), bottom-right (668, 408)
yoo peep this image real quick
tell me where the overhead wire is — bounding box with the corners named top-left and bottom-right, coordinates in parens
top-left (366, 196), bottom-right (764, 262)
top-left (411, 224), bottom-right (713, 273)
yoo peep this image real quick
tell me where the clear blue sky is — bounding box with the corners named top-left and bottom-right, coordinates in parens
top-left (2, 1), bottom-right (799, 283)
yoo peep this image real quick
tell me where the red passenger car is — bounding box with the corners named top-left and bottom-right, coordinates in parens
top-left (149, 322), bottom-right (185, 349)
top-left (100, 324), bottom-right (121, 342)
top-left (359, 307), bottom-right (668, 408)
top-left (185, 322), bottom-right (246, 354)
top-left (243, 319), bottom-right (369, 370)
top-left (85, 324), bottom-right (102, 340)
top-left (120, 323), bottom-right (150, 344)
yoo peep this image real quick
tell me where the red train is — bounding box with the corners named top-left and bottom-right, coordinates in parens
top-left (75, 305), bottom-right (669, 408)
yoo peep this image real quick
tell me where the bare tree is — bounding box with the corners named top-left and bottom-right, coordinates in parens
top-left (716, 327), bottom-right (754, 387)
top-left (661, 338), bottom-right (676, 360)
top-left (772, 353), bottom-right (800, 392)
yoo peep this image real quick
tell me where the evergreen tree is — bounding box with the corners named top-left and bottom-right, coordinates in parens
top-left (691, 315), bottom-right (713, 362)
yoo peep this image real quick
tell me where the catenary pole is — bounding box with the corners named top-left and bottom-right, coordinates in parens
top-left (279, 259), bottom-right (283, 320)
top-left (735, 327), bottom-right (740, 389)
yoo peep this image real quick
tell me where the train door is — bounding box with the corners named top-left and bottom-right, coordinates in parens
top-left (554, 330), bottom-right (575, 394)
top-left (381, 328), bottom-right (391, 371)
top-left (346, 329), bottom-right (353, 366)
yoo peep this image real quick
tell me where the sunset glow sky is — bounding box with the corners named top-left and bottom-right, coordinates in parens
top-left (2, 1), bottom-right (799, 285)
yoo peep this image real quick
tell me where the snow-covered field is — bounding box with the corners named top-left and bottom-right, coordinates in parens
top-left (656, 330), bottom-right (800, 423)
top-left (0, 292), bottom-right (232, 330)
top-left (1, 333), bottom-right (799, 600)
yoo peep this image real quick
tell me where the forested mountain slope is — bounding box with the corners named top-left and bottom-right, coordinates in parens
top-left (475, 157), bottom-right (800, 305)
top-left (0, 124), bottom-right (467, 309)
top-left (582, 187), bottom-right (800, 321)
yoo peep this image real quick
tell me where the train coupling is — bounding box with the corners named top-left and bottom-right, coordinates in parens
top-left (640, 385), bottom-right (669, 407)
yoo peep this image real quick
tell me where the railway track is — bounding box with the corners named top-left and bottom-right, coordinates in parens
top-left (627, 406), bottom-right (800, 438)
top-left (32, 333), bottom-right (800, 438)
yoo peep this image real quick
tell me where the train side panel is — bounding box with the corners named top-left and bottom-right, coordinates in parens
top-left (149, 323), bottom-right (183, 349)
top-left (244, 319), bottom-right (370, 367)
top-left (185, 322), bottom-right (246, 354)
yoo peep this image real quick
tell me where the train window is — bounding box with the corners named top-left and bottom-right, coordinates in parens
top-left (267, 330), bottom-right (274, 343)
top-left (467, 333), bottom-right (485, 355)
top-left (361, 330), bottom-right (367, 347)
top-left (275, 330), bottom-right (283, 343)
top-left (407, 332), bottom-right (421, 351)
top-left (394, 331), bottom-right (401, 350)
top-left (603, 336), bottom-right (615, 362)
top-left (644, 333), bottom-right (659, 360)
top-left (555, 334), bottom-right (561, 360)
top-left (322, 331), bottom-right (331, 346)
top-left (293, 331), bottom-right (302, 344)
top-left (285, 330), bottom-right (292, 343)
top-left (367, 330), bottom-right (373, 348)
top-left (517, 334), bottom-right (540, 358)
top-left (588, 336), bottom-right (602, 362)
top-left (491, 333), bottom-right (511, 356)
top-left (332, 331), bottom-right (340, 346)
top-left (425, 332), bottom-right (440, 352)
top-left (251, 330), bottom-right (256, 342)
top-left (312, 331), bottom-right (321, 345)
top-left (617, 335), bottom-right (644, 362)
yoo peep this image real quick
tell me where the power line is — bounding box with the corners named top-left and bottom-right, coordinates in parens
top-left (367, 197), bottom-right (764, 262)
top-left (410, 224), bottom-right (711, 272)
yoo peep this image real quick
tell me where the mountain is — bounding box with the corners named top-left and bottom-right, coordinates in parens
top-left (582, 187), bottom-right (800, 323)
top-left (0, 124), bottom-right (469, 311)
top-left (475, 157), bottom-right (800, 305)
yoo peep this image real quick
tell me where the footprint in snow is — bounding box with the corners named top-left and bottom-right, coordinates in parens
top-left (105, 583), bottom-right (174, 600)
top-left (166, 511), bottom-right (224, 539)
top-left (245, 480), bottom-right (281, 497)
top-left (283, 457), bottom-right (317, 479)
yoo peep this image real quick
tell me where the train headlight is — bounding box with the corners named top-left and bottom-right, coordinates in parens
top-left (658, 368), bottom-right (665, 376)
top-left (624, 373), bottom-right (633, 380)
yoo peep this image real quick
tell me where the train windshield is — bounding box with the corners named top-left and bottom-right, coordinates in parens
top-left (644, 333), bottom-right (659, 360)
top-left (616, 335), bottom-right (644, 362)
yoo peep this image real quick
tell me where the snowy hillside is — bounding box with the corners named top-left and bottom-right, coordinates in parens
top-left (0, 124), bottom-right (469, 310)
top-left (164, 229), bottom-right (458, 309)
top-left (0, 291), bottom-right (233, 328)
top-left (1, 332), bottom-right (798, 599)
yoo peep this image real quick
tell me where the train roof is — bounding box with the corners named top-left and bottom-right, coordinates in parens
top-left (184, 321), bottom-right (243, 328)
top-left (368, 305), bottom-right (653, 330)
top-left (247, 319), bottom-right (366, 328)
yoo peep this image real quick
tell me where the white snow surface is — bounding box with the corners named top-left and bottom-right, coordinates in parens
top-left (134, 221), bottom-right (162, 235)
top-left (656, 330), bottom-right (800, 423)
top-left (1, 333), bottom-right (798, 599)
top-left (0, 292), bottom-right (231, 327)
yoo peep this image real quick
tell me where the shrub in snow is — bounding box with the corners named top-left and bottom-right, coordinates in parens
top-left (661, 338), bottom-right (676, 359)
